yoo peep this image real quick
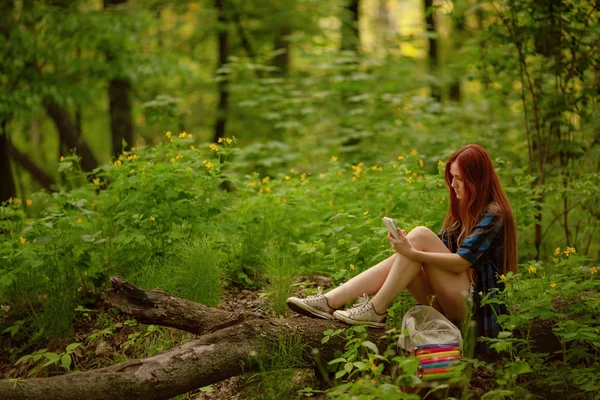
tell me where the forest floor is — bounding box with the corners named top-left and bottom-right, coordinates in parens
top-left (0, 276), bottom-right (496, 399)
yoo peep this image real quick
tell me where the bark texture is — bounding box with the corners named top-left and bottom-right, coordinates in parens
top-left (0, 277), bottom-right (389, 400)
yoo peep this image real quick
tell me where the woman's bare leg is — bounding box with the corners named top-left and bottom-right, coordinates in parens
top-left (371, 226), bottom-right (471, 321)
top-left (326, 226), bottom-right (470, 321)
top-left (324, 254), bottom-right (398, 309)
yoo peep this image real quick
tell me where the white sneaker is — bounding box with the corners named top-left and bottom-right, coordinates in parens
top-left (286, 287), bottom-right (336, 320)
top-left (333, 294), bottom-right (386, 329)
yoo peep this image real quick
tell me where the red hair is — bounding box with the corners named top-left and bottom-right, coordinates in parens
top-left (442, 144), bottom-right (517, 275)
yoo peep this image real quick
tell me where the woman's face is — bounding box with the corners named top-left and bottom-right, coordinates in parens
top-left (450, 162), bottom-right (464, 200)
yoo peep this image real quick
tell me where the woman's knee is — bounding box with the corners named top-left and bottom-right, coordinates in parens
top-left (407, 226), bottom-right (436, 250)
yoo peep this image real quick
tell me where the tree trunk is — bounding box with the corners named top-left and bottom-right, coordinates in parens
top-left (273, 27), bottom-right (291, 75)
top-left (214, 0), bottom-right (229, 144)
top-left (423, 0), bottom-right (441, 102)
top-left (0, 120), bottom-right (17, 203)
top-left (7, 139), bottom-right (56, 191)
top-left (340, 0), bottom-right (360, 53)
top-left (0, 277), bottom-right (389, 400)
top-left (45, 101), bottom-right (98, 172)
top-left (104, 0), bottom-right (134, 158)
top-left (108, 78), bottom-right (133, 157)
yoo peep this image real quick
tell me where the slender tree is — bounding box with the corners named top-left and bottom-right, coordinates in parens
top-left (214, 0), bottom-right (229, 143)
top-left (340, 0), bottom-right (360, 53)
top-left (104, 0), bottom-right (134, 158)
top-left (423, 0), bottom-right (441, 101)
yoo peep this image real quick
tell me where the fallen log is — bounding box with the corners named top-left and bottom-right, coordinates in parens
top-left (0, 277), bottom-right (391, 400)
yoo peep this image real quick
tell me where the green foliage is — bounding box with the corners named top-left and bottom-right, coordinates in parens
top-left (479, 249), bottom-right (600, 399)
top-left (260, 249), bottom-right (297, 316)
top-left (16, 342), bottom-right (81, 377)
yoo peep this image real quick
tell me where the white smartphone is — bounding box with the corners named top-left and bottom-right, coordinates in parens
top-left (382, 217), bottom-right (401, 239)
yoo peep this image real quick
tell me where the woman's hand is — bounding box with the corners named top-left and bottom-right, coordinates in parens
top-left (387, 229), bottom-right (416, 259)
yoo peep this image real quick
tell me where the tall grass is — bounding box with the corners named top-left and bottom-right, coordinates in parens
top-left (260, 249), bottom-right (297, 316)
top-left (133, 237), bottom-right (223, 307)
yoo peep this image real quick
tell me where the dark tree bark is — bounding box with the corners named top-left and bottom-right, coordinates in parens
top-left (273, 27), bottom-right (291, 75)
top-left (340, 0), bottom-right (360, 53)
top-left (423, 0), bottom-right (441, 102)
top-left (45, 101), bottom-right (98, 172)
top-left (108, 78), bottom-right (133, 157)
top-left (0, 121), bottom-right (17, 203)
top-left (214, 0), bottom-right (229, 144)
top-left (448, 9), bottom-right (465, 102)
top-left (0, 277), bottom-right (390, 400)
top-left (7, 139), bottom-right (56, 190)
top-left (104, 0), bottom-right (134, 158)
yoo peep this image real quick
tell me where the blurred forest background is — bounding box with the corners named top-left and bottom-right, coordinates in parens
top-left (2, 0), bottom-right (599, 260)
top-left (1, 0), bottom-right (600, 398)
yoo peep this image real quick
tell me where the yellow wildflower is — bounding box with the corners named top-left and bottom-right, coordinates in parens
top-left (248, 181), bottom-right (256, 187)
top-left (179, 132), bottom-right (187, 138)
top-left (319, 173), bottom-right (326, 178)
top-left (60, 156), bottom-right (65, 162)
top-left (129, 169), bottom-right (135, 174)
top-left (329, 199), bottom-right (333, 206)
top-left (440, 196), bottom-right (446, 204)
top-left (205, 162), bottom-right (214, 168)
top-left (202, 160), bottom-right (207, 165)
top-left (528, 266), bottom-right (537, 274)
top-left (410, 149), bottom-right (418, 156)
top-left (210, 143), bottom-right (219, 152)
top-left (165, 131), bottom-right (172, 138)
top-left (190, 145), bottom-right (195, 150)
top-left (405, 168), bottom-right (412, 175)
top-left (438, 160), bottom-right (444, 167)
top-left (26, 199), bottom-right (32, 206)
top-left (564, 247), bottom-right (576, 256)
top-left (331, 156), bottom-right (338, 162)
top-left (397, 155), bottom-right (404, 160)
top-left (8, 197), bottom-right (13, 204)
top-left (554, 247), bottom-right (560, 256)
top-left (590, 266), bottom-right (597, 275)
top-left (363, 210), bottom-right (369, 216)
top-left (176, 153), bottom-right (183, 160)
top-left (549, 283), bottom-right (557, 288)
top-left (20, 237), bottom-right (26, 244)
top-left (500, 274), bottom-right (505, 280)
top-left (285, 176), bottom-right (290, 180)
top-left (76, 218), bottom-right (83, 224)
top-left (419, 159), bottom-right (424, 167)
top-left (225, 138), bottom-right (232, 144)
top-left (301, 173), bottom-right (306, 181)
top-left (265, 187), bottom-right (271, 192)
top-left (352, 176), bottom-right (357, 182)
top-left (290, 168), bottom-right (295, 173)
top-left (170, 157), bottom-right (176, 163)
top-left (282, 198), bottom-right (286, 203)
top-left (350, 264), bottom-right (355, 270)
top-left (150, 216), bottom-right (155, 221)
top-left (406, 177), bottom-right (413, 183)
top-left (337, 171), bottom-right (343, 175)
top-left (261, 176), bottom-right (270, 183)
top-left (218, 137), bottom-right (223, 143)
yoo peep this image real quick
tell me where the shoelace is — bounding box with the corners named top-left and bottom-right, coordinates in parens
top-left (305, 286), bottom-right (325, 304)
top-left (347, 293), bottom-right (372, 317)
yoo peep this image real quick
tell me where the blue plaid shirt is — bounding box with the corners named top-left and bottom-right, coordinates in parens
top-left (440, 213), bottom-right (507, 355)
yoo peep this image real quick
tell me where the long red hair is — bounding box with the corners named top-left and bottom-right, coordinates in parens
top-left (442, 144), bottom-right (517, 275)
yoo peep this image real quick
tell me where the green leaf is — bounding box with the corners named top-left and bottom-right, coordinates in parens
top-left (334, 369), bottom-right (347, 379)
top-left (61, 354), bottom-right (72, 370)
top-left (361, 340), bottom-right (379, 354)
top-left (66, 343), bottom-right (81, 353)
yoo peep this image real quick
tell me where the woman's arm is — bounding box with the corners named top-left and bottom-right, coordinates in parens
top-left (387, 231), bottom-right (471, 274)
top-left (407, 249), bottom-right (471, 274)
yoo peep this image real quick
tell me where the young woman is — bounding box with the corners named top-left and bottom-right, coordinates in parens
top-left (287, 144), bottom-right (517, 352)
